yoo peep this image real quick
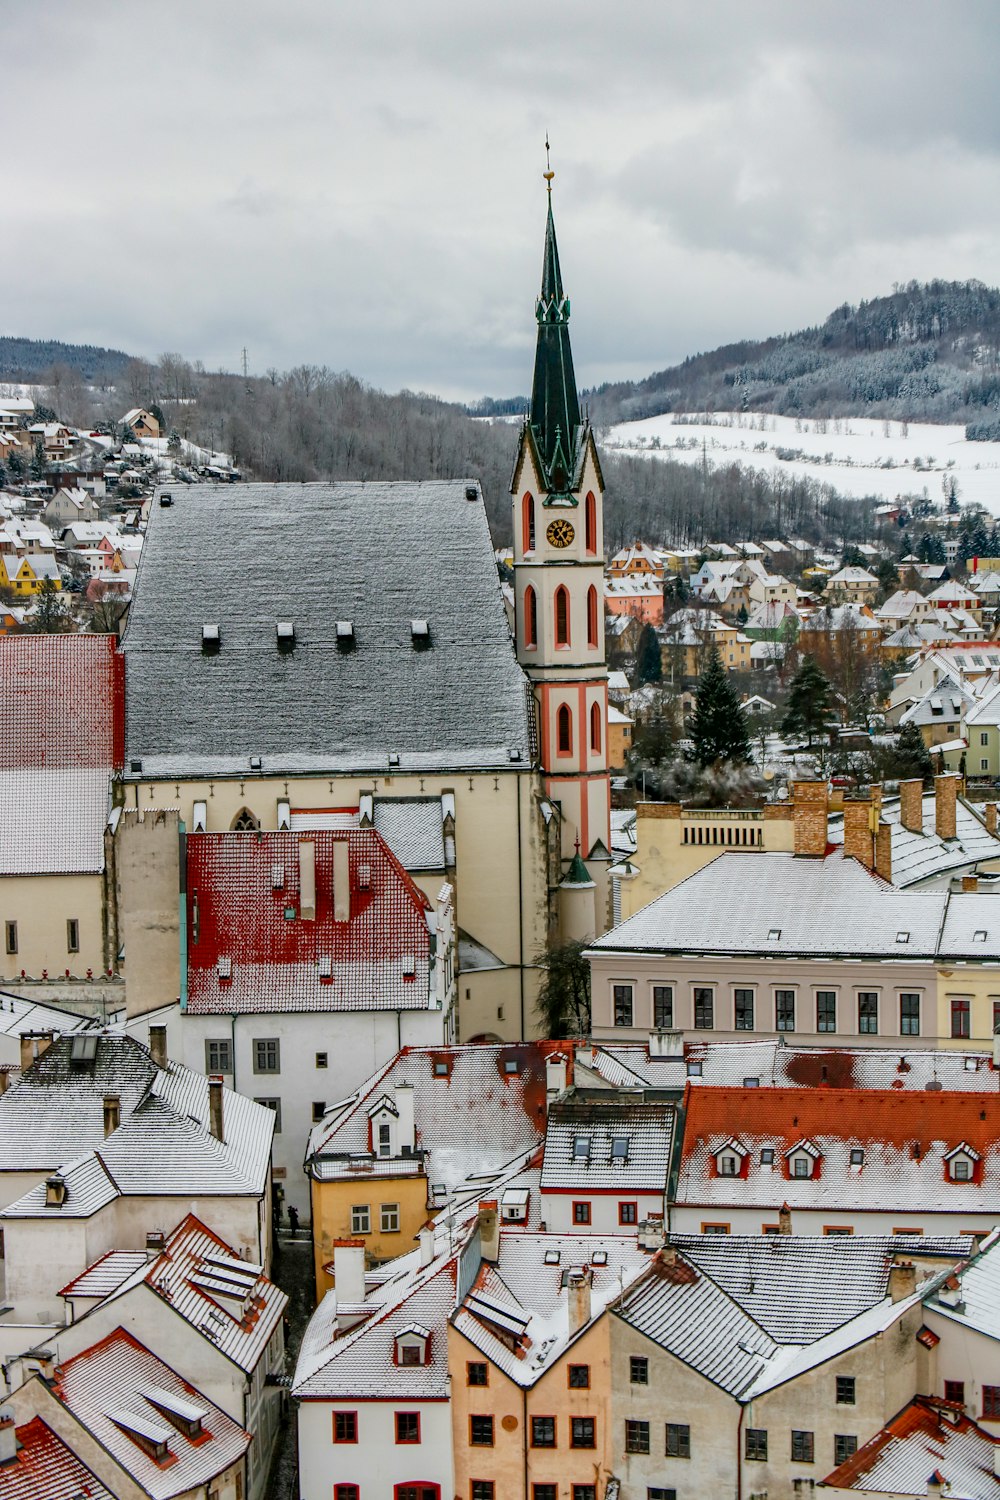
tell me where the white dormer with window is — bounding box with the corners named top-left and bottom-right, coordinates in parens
top-left (714, 1138), bottom-right (749, 1178)
top-left (501, 1187), bottom-right (530, 1223)
top-left (394, 1322), bottom-right (431, 1366)
top-left (367, 1095), bottom-right (399, 1157)
top-left (785, 1139), bottom-right (823, 1180)
top-left (944, 1142), bottom-right (981, 1182)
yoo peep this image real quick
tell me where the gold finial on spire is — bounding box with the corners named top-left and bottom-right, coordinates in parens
top-left (543, 134), bottom-right (554, 192)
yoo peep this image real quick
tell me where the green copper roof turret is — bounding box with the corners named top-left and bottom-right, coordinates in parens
top-left (529, 195), bottom-right (582, 492)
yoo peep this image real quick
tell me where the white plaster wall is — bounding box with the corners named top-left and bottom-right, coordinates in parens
top-left (541, 1192), bottom-right (665, 1235)
top-left (669, 1203), bottom-right (1000, 1237)
top-left (297, 1398), bottom-right (453, 1500)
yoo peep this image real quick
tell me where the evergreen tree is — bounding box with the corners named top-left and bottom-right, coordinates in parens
top-left (636, 623), bottom-right (662, 684)
top-left (535, 939), bottom-right (591, 1038)
top-left (892, 718), bottom-right (934, 783)
top-left (689, 646), bottom-right (750, 767)
top-left (29, 441), bottom-right (45, 480)
top-left (780, 653), bottom-right (832, 748)
top-left (28, 578), bottom-right (71, 634)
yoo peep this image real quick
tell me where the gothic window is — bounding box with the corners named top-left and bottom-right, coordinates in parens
top-left (557, 704), bottom-right (573, 754)
top-left (523, 493), bottom-right (536, 553)
top-left (231, 807), bottom-right (260, 831)
top-left (590, 701), bottom-right (601, 753)
top-left (587, 585), bottom-right (598, 647)
top-left (524, 585), bottom-right (538, 648)
top-left (555, 586), bottom-right (570, 646)
top-left (585, 491), bottom-right (597, 553)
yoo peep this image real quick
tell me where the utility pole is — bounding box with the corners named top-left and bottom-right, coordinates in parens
top-left (241, 347), bottom-right (249, 379)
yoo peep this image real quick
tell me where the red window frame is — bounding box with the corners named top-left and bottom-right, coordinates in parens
top-left (984, 1385), bottom-right (1000, 1419)
top-left (589, 701), bottom-right (601, 753)
top-left (333, 1410), bottom-right (358, 1443)
top-left (557, 704), bottom-right (573, 755)
top-left (944, 1380), bottom-right (966, 1406)
top-left (618, 1201), bottom-right (638, 1225)
top-left (335, 1486), bottom-right (360, 1500)
top-left (572, 1200), bottom-right (591, 1225)
top-left (395, 1411), bottom-right (421, 1444)
top-left (587, 585), bottom-right (598, 647)
top-left (523, 585), bottom-right (538, 649)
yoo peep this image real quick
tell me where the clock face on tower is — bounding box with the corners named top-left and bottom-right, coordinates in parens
top-left (546, 518), bottom-right (575, 549)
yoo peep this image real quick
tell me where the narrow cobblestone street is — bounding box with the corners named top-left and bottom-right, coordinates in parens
top-left (264, 1231), bottom-right (315, 1500)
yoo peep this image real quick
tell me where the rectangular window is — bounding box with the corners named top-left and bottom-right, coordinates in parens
top-left (858, 992), bottom-right (878, 1035)
top-left (745, 1428), bottom-right (768, 1461)
top-left (665, 1423), bottom-right (690, 1458)
top-left (567, 1365), bottom-right (590, 1388)
top-left (4, 921), bottom-right (15, 956)
top-left (533, 1488), bottom-right (558, 1500)
top-left (900, 993), bottom-right (920, 1036)
top-left (333, 1411), bottom-right (358, 1443)
top-left (570, 1417), bottom-right (595, 1449)
top-left (734, 988), bottom-right (754, 1030)
top-left (531, 1416), bottom-right (555, 1448)
top-left (380, 1203), bottom-right (400, 1233)
top-left (253, 1037), bottom-right (280, 1073)
top-left (619, 1202), bottom-right (638, 1226)
top-left (334, 1487), bottom-right (359, 1500)
top-left (205, 1039), bottom-right (233, 1073)
top-left (693, 987), bottom-right (714, 1029)
top-left (312, 1101), bottom-right (326, 1122)
top-left (315, 1051), bottom-right (328, 1068)
top-left (66, 919), bottom-right (80, 953)
top-left (983, 732), bottom-right (990, 746)
top-left (994, 999), bottom-right (1000, 1036)
top-left (816, 990), bottom-right (837, 1033)
top-left (613, 984), bottom-right (633, 1027)
top-left (775, 989), bottom-right (795, 1032)
top-left (834, 1435), bottom-right (857, 1465)
top-left (467, 1362), bottom-right (488, 1386)
top-left (470, 1415), bottom-right (494, 1447)
top-left (951, 999), bottom-right (971, 1039)
top-left (572, 1201), bottom-right (591, 1225)
top-left (647, 1492), bottom-right (676, 1500)
top-left (571, 1489), bottom-right (595, 1500)
top-left (701, 1222), bottom-right (731, 1234)
top-left (471, 1485), bottom-right (495, 1500)
top-left (791, 1430), bottom-right (814, 1463)
top-left (653, 985), bottom-right (673, 1028)
top-left (836, 1376), bottom-right (856, 1405)
top-left (395, 1411), bottom-right (419, 1443)
top-left (944, 1380), bottom-right (966, 1406)
top-left (626, 1420), bottom-right (650, 1454)
top-left (983, 1385), bottom-right (1000, 1419)
top-left (630, 1356), bottom-right (649, 1385)
top-left (254, 1097), bottom-right (281, 1132)
top-left (350, 1204), bottom-right (371, 1234)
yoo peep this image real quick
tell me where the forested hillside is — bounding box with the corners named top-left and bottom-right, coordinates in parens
top-left (588, 280), bottom-right (1000, 430)
top-left (0, 336), bottom-right (131, 384)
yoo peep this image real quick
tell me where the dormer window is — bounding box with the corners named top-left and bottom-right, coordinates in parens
top-left (850, 1148), bottom-right (865, 1167)
top-left (944, 1140), bottom-right (980, 1182)
top-left (572, 1136), bottom-right (591, 1161)
top-left (395, 1324), bottom-right (431, 1366)
top-left (791, 1156), bottom-right (812, 1178)
top-left (378, 1122), bottom-right (391, 1157)
top-left (760, 1149), bottom-right (775, 1166)
top-left (719, 1154), bottom-right (739, 1177)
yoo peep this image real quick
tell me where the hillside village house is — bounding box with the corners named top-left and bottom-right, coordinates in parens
top-left (825, 565), bottom-right (879, 604)
top-left (120, 407), bottom-right (161, 439)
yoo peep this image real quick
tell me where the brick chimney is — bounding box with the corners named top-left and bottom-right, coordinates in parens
top-left (477, 1200), bottom-right (499, 1264)
top-left (889, 1259), bottom-right (917, 1302)
top-left (843, 798), bottom-right (875, 870)
top-left (875, 821), bottom-right (893, 884)
top-left (208, 1075), bottom-right (224, 1142)
top-left (962, 875), bottom-right (979, 893)
top-left (792, 780), bottom-right (828, 857)
top-left (333, 1239), bottom-right (366, 1307)
top-left (567, 1268), bottom-right (593, 1336)
top-left (935, 773), bottom-right (960, 841)
top-left (899, 779), bottom-right (925, 834)
top-left (986, 802), bottom-right (998, 837)
top-left (148, 1024), bottom-right (167, 1071)
top-left (778, 1202), bottom-right (792, 1235)
top-left (103, 1094), bottom-right (120, 1137)
top-left (19, 1031), bottom-right (54, 1074)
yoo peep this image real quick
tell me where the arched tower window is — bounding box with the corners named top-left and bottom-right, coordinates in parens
top-left (231, 807), bottom-right (260, 831)
top-left (522, 494), bottom-right (536, 553)
top-left (585, 491), bottom-right (597, 554)
top-left (555, 585), bottom-right (570, 646)
top-left (557, 704), bottom-right (573, 754)
top-left (590, 701), bottom-right (602, 753)
top-left (587, 585), bottom-right (598, 648)
top-left (524, 585), bottom-right (538, 648)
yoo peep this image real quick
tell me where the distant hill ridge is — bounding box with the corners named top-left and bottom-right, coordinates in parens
top-left (586, 280), bottom-right (1000, 432)
top-left (0, 336), bottom-right (133, 384)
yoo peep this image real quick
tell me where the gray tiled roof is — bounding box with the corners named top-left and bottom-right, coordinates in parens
top-left (827, 792), bottom-right (1000, 888)
top-left (540, 1095), bottom-right (676, 1191)
top-left (123, 482), bottom-right (532, 777)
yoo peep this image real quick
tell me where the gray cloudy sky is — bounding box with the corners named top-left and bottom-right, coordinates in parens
top-left (8, 1), bottom-right (1000, 401)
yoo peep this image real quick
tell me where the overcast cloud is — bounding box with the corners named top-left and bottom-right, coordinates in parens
top-left (6, 1), bottom-right (1000, 401)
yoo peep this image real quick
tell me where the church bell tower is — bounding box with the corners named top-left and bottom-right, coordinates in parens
top-left (511, 163), bottom-right (611, 938)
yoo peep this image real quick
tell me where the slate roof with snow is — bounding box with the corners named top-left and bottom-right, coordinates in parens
top-left (123, 482), bottom-right (532, 778)
top-left (0, 1416), bottom-right (115, 1500)
top-left (540, 1095), bottom-right (676, 1192)
top-left (923, 1225), bottom-right (1000, 1343)
top-left (306, 1043), bottom-right (557, 1196)
top-left (0, 991), bottom-right (95, 1040)
top-left (899, 674), bottom-right (976, 727)
top-left (823, 1396), bottom-right (1000, 1498)
top-left (59, 1250), bottom-right (149, 1302)
top-left (676, 1086), bottom-right (1000, 1218)
top-left (50, 1329), bottom-right (249, 1500)
top-left (827, 790), bottom-right (1000, 888)
top-left (185, 828), bottom-right (434, 1015)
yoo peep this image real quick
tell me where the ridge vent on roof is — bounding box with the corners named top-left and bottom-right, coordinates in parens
top-left (411, 619), bottom-right (431, 649)
top-left (201, 624), bottom-right (220, 654)
top-left (276, 621), bottom-right (295, 652)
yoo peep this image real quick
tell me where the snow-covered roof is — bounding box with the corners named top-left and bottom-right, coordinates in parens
top-left (0, 1415), bottom-right (115, 1500)
top-left (540, 1095), bottom-right (676, 1192)
top-left (827, 566), bottom-right (878, 585)
top-left (0, 766), bottom-right (111, 876)
top-left (123, 482), bottom-right (532, 778)
top-left (827, 790), bottom-right (1000, 887)
top-left (824, 1396), bottom-right (1000, 1497)
top-left (923, 1226), bottom-right (1000, 1343)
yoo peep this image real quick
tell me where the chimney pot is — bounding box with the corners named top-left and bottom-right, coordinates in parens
top-left (778, 1203), bottom-right (792, 1235)
top-left (419, 1224), bottom-right (435, 1267)
top-left (148, 1024), bottom-right (167, 1070)
top-left (208, 1074), bottom-right (224, 1142)
top-left (889, 1259), bottom-right (917, 1302)
top-left (567, 1268), bottom-right (593, 1336)
top-left (477, 1200), bottom-right (500, 1264)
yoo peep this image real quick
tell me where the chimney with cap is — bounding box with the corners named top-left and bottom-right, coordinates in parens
top-left (148, 1024), bottom-right (168, 1070)
top-left (208, 1075), bottom-right (224, 1142)
top-left (394, 1083), bottom-right (415, 1154)
top-left (935, 773), bottom-right (960, 842)
top-left (889, 1259), bottom-right (917, 1302)
top-left (478, 1200), bottom-right (499, 1264)
top-left (778, 1202), bottom-right (792, 1235)
top-left (792, 780), bottom-right (829, 858)
top-left (419, 1224), bottom-right (435, 1267)
top-left (567, 1268), bottom-right (593, 1336)
top-left (900, 779), bottom-right (924, 834)
top-left (19, 1031), bottom-right (54, 1074)
top-left (333, 1239), bottom-right (366, 1308)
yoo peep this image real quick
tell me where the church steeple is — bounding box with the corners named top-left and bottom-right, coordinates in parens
top-left (529, 190), bottom-right (582, 495)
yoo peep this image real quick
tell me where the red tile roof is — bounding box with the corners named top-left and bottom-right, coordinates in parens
top-left (185, 828), bottom-right (433, 1014)
top-left (0, 1416), bottom-right (114, 1500)
top-left (0, 636), bottom-right (123, 769)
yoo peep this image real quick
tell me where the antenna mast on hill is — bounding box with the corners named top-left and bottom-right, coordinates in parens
top-left (241, 347), bottom-right (249, 379)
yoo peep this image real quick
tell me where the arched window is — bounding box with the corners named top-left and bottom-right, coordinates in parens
top-left (555, 585), bottom-right (570, 646)
top-left (590, 701), bottom-right (602, 753)
top-left (522, 493), bottom-right (536, 553)
top-left (557, 704), bottom-right (573, 754)
top-left (523, 585), bottom-right (537, 648)
top-left (231, 807), bottom-right (260, 831)
top-left (587, 585), bottom-right (598, 648)
top-left (585, 491), bottom-right (597, 553)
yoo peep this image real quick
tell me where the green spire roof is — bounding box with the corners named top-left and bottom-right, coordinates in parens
top-left (561, 849), bottom-right (594, 888)
top-left (529, 195), bottom-right (582, 493)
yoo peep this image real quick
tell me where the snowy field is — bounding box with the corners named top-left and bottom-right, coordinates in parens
top-left (604, 411), bottom-right (1000, 516)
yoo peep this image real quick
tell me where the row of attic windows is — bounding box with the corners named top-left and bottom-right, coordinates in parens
top-left (200, 620), bottom-right (431, 654)
top-left (714, 1139), bottom-right (981, 1182)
